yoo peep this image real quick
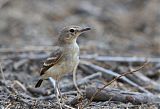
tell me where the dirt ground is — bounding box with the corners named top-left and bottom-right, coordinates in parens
top-left (0, 0), bottom-right (160, 109)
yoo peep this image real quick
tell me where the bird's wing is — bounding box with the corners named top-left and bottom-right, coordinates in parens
top-left (40, 48), bottom-right (63, 76)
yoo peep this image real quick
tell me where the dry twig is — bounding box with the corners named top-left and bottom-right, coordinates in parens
top-left (81, 55), bottom-right (160, 63)
top-left (2, 51), bottom-right (160, 63)
top-left (0, 46), bottom-right (55, 53)
top-left (81, 61), bottom-right (150, 108)
top-left (61, 72), bottom-right (102, 91)
top-left (125, 69), bottom-right (160, 92)
top-left (86, 87), bottom-right (160, 105)
top-left (80, 60), bottom-right (151, 94)
top-left (0, 62), bottom-right (5, 81)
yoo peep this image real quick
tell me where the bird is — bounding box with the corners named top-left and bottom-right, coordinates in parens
top-left (35, 25), bottom-right (91, 108)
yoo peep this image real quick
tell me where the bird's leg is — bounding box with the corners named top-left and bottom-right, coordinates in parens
top-left (57, 79), bottom-right (63, 103)
top-left (48, 77), bottom-right (63, 109)
top-left (73, 64), bottom-right (82, 95)
top-left (55, 80), bottom-right (63, 109)
top-left (55, 80), bottom-right (76, 109)
top-left (48, 77), bottom-right (55, 87)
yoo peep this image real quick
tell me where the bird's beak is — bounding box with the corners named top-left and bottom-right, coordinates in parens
top-left (79, 27), bottom-right (91, 32)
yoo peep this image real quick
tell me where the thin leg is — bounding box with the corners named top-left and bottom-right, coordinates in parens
top-left (48, 77), bottom-right (56, 88)
top-left (55, 79), bottom-right (76, 109)
top-left (57, 80), bottom-right (63, 103)
top-left (73, 64), bottom-right (82, 95)
top-left (48, 77), bottom-right (63, 109)
top-left (55, 80), bottom-right (63, 109)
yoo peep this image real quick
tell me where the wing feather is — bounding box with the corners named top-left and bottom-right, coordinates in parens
top-left (40, 48), bottom-right (63, 76)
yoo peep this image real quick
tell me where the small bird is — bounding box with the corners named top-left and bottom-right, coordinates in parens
top-left (35, 25), bottom-right (90, 107)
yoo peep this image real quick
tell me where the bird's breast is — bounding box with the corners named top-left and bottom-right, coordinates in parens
top-left (44, 43), bottom-right (80, 80)
top-left (64, 44), bottom-right (79, 72)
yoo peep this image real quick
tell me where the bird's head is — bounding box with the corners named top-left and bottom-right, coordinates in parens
top-left (58, 25), bottom-right (91, 44)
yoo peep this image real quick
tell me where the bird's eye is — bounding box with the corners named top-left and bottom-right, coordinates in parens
top-left (69, 29), bottom-right (75, 33)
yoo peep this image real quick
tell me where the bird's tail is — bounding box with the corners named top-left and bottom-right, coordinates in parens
top-left (35, 79), bottom-right (43, 88)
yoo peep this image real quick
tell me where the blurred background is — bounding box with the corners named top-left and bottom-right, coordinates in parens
top-left (0, 0), bottom-right (160, 57)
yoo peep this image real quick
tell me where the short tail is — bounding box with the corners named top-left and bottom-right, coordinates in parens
top-left (35, 79), bottom-right (43, 88)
